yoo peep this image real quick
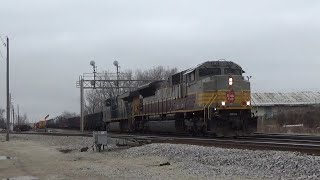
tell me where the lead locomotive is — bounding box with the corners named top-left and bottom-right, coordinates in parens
top-left (103, 61), bottom-right (257, 136)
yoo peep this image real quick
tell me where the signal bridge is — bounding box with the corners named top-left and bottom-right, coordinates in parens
top-left (76, 71), bottom-right (155, 132)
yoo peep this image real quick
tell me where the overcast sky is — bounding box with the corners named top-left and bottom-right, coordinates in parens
top-left (0, 0), bottom-right (319, 122)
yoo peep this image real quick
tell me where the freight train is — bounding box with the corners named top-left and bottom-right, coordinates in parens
top-left (103, 61), bottom-right (257, 136)
top-left (38, 112), bottom-right (104, 131)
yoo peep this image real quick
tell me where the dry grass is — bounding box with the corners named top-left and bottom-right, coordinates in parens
top-left (258, 106), bottom-right (320, 135)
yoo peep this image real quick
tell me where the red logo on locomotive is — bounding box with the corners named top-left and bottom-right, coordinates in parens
top-left (226, 89), bottom-right (235, 103)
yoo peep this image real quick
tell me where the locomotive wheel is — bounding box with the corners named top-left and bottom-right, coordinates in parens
top-left (187, 129), bottom-right (195, 136)
top-left (209, 132), bottom-right (217, 137)
top-left (96, 144), bottom-right (102, 152)
top-left (201, 127), bottom-right (207, 137)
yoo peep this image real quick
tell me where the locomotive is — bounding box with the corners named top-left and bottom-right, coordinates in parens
top-left (103, 61), bottom-right (257, 136)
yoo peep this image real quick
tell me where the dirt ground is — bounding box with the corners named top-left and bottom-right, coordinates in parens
top-left (2, 134), bottom-right (319, 180)
top-left (0, 134), bottom-right (205, 180)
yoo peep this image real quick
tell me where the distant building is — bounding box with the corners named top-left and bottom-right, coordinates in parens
top-left (251, 91), bottom-right (320, 119)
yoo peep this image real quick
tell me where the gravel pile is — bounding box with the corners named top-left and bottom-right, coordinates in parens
top-left (125, 143), bottom-right (320, 179)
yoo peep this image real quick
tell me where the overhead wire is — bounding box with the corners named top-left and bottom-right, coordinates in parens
top-left (0, 35), bottom-right (6, 46)
top-left (0, 49), bottom-right (5, 60)
top-left (0, 35), bottom-right (6, 60)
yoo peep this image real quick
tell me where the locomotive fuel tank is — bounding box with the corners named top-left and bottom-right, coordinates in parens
top-left (109, 122), bottom-right (121, 132)
top-left (144, 120), bottom-right (176, 133)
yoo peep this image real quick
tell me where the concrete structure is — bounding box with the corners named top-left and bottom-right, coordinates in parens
top-left (251, 91), bottom-right (320, 119)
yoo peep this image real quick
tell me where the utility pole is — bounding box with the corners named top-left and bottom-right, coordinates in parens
top-left (116, 65), bottom-right (119, 94)
top-left (90, 60), bottom-right (97, 89)
top-left (17, 105), bottom-right (20, 127)
top-left (10, 93), bottom-right (14, 127)
top-left (80, 76), bottom-right (84, 132)
top-left (113, 61), bottom-right (119, 95)
top-left (12, 105), bottom-right (15, 128)
top-left (9, 93), bottom-right (11, 130)
top-left (6, 37), bottom-right (10, 141)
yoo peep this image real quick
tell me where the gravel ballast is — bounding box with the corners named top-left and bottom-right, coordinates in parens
top-left (125, 143), bottom-right (320, 179)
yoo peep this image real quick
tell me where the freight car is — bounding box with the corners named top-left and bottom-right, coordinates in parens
top-left (37, 114), bottom-right (102, 131)
top-left (58, 118), bottom-right (68, 129)
top-left (84, 112), bottom-right (105, 131)
top-left (34, 122), bottom-right (40, 129)
top-left (103, 60), bottom-right (257, 136)
top-left (66, 116), bottom-right (80, 129)
top-left (46, 118), bottom-right (58, 128)
top-left (55, 116), bottom-right (81, 129)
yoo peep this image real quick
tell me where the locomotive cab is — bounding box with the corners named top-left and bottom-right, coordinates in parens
top-left (184, 61), bottom-right (257, 136)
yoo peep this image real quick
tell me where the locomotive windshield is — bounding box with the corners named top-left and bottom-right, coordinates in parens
top-left (224, 68), bottom-right (242, 75)
top-left (199, 68), bottom-right (221, 77)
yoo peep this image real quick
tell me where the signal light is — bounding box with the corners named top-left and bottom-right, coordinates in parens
top-left (228, 77), bottom-right (233, 86)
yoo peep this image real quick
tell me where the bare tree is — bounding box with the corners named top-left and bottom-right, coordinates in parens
top-left (84, 66), bottom-right (178, 114)
top-left (85, 89), bottom-right (105, 114)
top-left (0, 108), bottom-right (5, 129)
top-left (17, 113), bottom-right (29, 125)
top-left (99, 69), bottom-right (135, 97)
top-left (85, 69), bottom-right (135, 114)
top-left (60, 111), bottom-right (77, 119)
top-left (135, 66), bottom-right (178, 86)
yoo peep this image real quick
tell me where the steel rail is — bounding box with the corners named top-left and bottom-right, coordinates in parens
top-left (4, 131), bottom-right (320, 155)
top-left (252, 132), bottom-right (320, 141)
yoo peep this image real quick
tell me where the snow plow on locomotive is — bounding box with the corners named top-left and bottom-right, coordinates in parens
top-left (103, 61), bottom-right (257, 136)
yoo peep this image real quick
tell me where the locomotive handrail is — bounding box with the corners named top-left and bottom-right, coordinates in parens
top-left (242, 91), bottom-right (252, 106)
top-left (203, 96), bottom-right (210, 117)
top-left (203, 93), bottom-right (217, 125)
top-left (207, 94), bottom-right (217, 119)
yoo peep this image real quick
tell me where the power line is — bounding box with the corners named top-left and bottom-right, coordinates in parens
top-left (0, 35), bottom-right (6, 60)
top-left (0, 50), bottom-right (4, 60)
top-left (0, 35), bottom-right (6, 46)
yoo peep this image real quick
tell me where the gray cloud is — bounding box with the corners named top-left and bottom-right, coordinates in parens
top-left (0, 0), bottom-right (319, 121)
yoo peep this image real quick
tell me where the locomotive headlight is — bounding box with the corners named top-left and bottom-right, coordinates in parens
top-left (246, 101), bottom-right (251, 106)
top-left (228, 77), bottom-right (233, 86)
top-left (221, 101), bottom-right (226, 106)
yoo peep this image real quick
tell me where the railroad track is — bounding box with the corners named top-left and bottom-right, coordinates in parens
top-left (4, 131), bottom-right (320, 155)
top-left (252, 132), bottom-right (320, 141)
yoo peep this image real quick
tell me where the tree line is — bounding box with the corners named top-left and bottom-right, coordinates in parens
top-left (84, 65), bottom-right (178, 115)
top-left (0, 108), bottom-right (29, 129)
top-left (0, 65), bottom-right (178, 127)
